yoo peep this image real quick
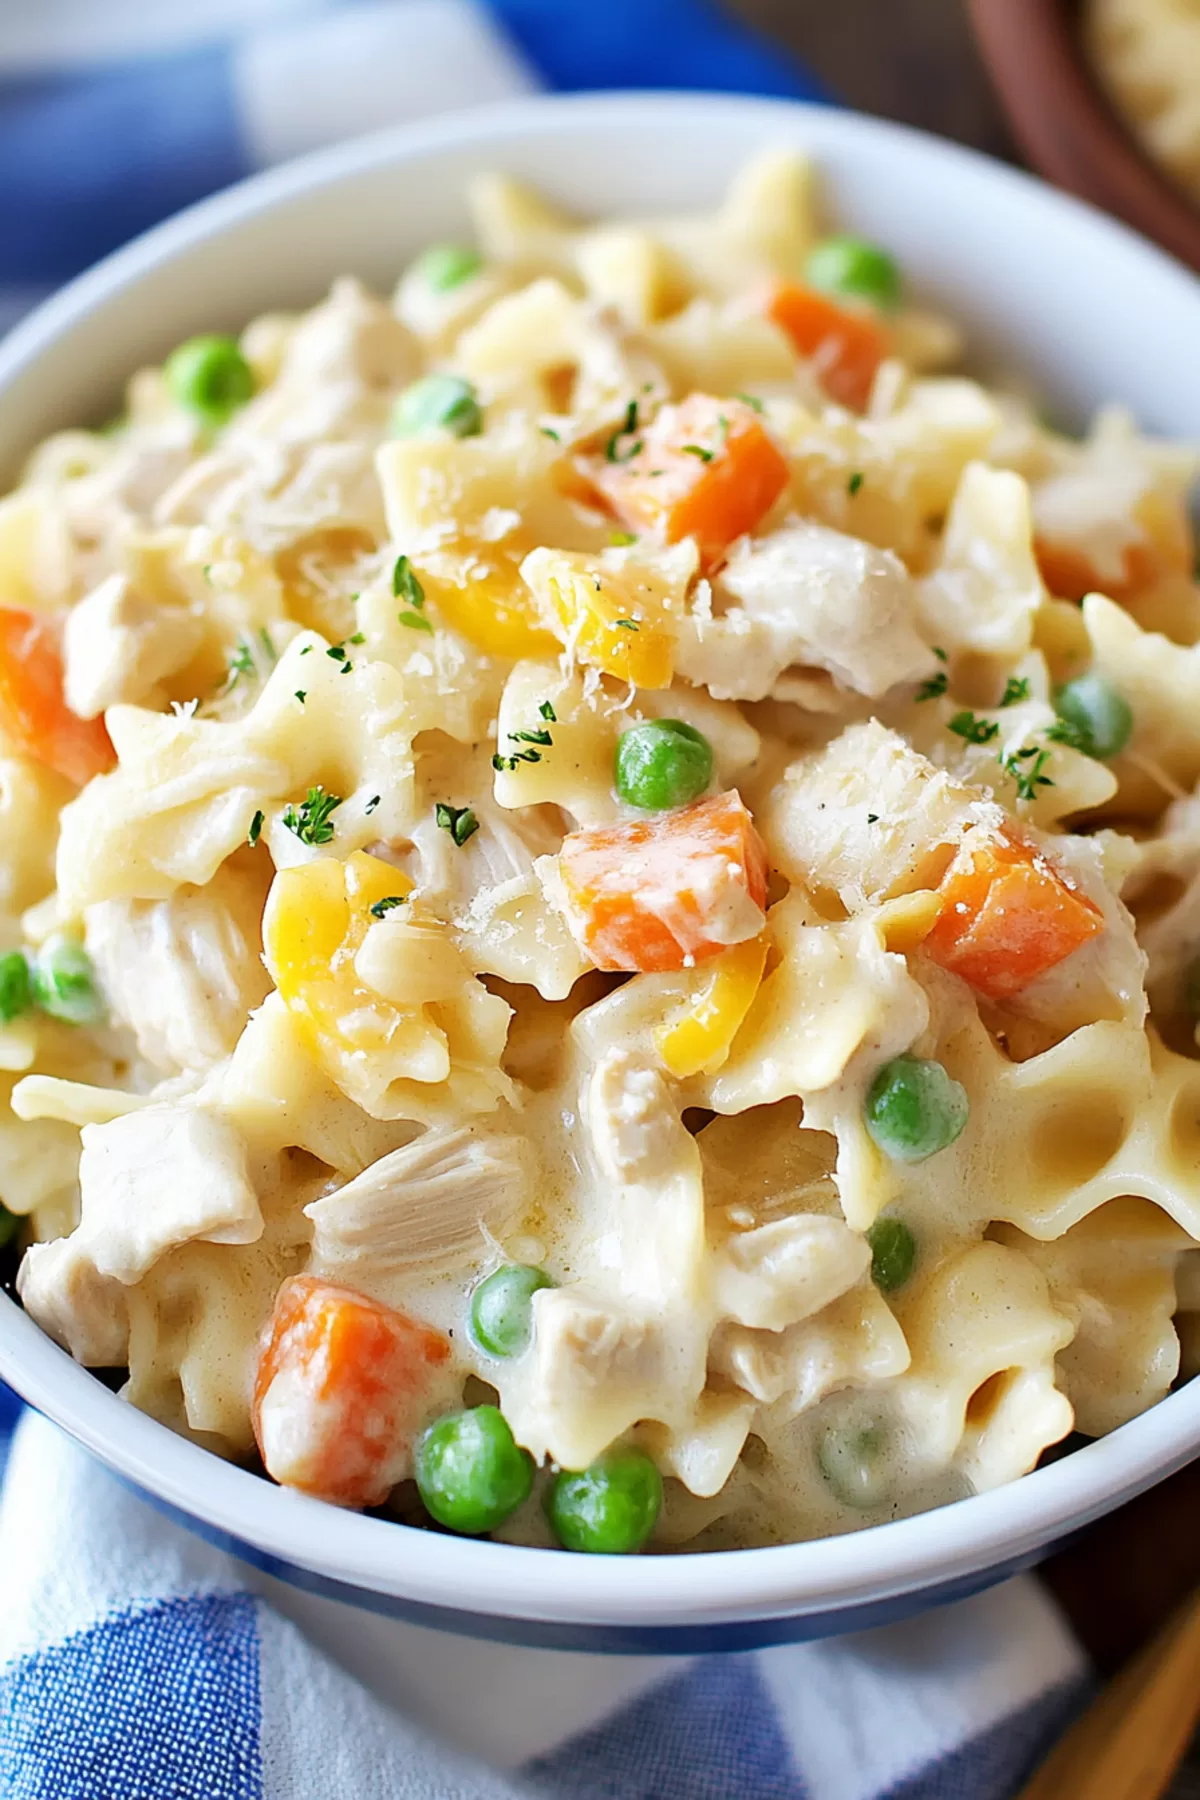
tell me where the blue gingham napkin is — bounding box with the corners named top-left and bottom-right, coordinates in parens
top-left (0, 4), bottom-right (1092, 1795)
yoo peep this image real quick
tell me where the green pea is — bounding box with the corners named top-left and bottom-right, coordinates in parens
top-left (470, 1264), bottom-right (552, 1359)
top-left (818, 1415), bottom-right (891, 1509)
top-left (31, 937), bottom-right (105, 1026)
top-left (164, 334), bottom-right (254, 427)
top-left (414, 1405), bottom-right (534, 1536)
top-left (803, 235), bottom-right (902, 311)
top-left (0, 951), bottom-right (32, 1024)
top-left (414, 244), bottom-right (483, 292)
top-left (545, 1447), bottom-right (663, 1554)
top-left (1053, 675), bottom-right (1133, 760)
top-left (391, 373), bottom-right (483, 439)
top-left (866, 1216), bottom-right (916, 1292)
top-left (614, 719), bottom-right (714, 811)
top-left (864, 1055), bottom-right (967, 1164)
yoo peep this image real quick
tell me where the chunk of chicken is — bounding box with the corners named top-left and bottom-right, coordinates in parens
top-left (764, 720), bottom-right (1001, 911)
top-left (85, 856), bottom-right (272, 1075)
top-left (74, 1105), bottom-right (263, 1282)
top-left (18, 1103), bottom-right (262, 1362)
top-left (17, 1236), bottom-right (129, 1365)
top-left (713, 1214), bottom-right (871, 1333)
top-left (584, 1050), bottom-right (706, 1307)
top-left (710, 1281), bottom-right (910, 1412)
top-left (499, 1050), bottom-right (709, 1469)
top-left (228, 276), bottom-right (421, 448)
top-left (675, 521), bottom-right (936, 702)
top-left (520, 1288), bottom-right (676, 1470)
top-left (305, 1125), bottom-right (529, 1284)
top-left (62, 573), bottom-right (204, 719)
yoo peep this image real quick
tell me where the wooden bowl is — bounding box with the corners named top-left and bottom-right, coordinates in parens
top-left (969, 0), bottom-right (1200, 270)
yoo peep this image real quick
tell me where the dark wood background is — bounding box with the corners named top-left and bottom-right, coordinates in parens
top-left (727, 3), bottom-right (1200, 1792)
top-left (734, 0), bottom-right (1018, 161)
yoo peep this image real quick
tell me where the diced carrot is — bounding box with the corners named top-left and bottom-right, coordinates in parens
top-left (1035, 491), bottom-right (1194, 602)
top-left (924, 833), bottom-right (1103, 1001)
top-left (0, 607), bottom-right (114, 786)
top-left (559, 790), bottom-right (769, 973)
top-left (253, 1275), bottom-right (451, 1509)
top-left (583, 394), bottom-right (789, 571)
top-left (1036, 537), bottom-right (1177, 603)
top-left (766, 282), bottom-right (887, 412)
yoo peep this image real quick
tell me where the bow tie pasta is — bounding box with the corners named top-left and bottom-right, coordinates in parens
top-left (5, 152), bottom-right (1200, 1555)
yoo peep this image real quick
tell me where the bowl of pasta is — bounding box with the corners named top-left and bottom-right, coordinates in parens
top-left (2, 90), bottom-right (1200, 1653)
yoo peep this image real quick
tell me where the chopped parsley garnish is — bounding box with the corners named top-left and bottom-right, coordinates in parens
top-left (867, 813), bottom-right (879, 823)
top-left (369, 895), bottom-right (407, 919)
top-left (282, 785), bottom-right (342, 846)
top-left (1046, 716), bottom-right (1085, 750)
top-left (435, 802), bottom-right (480, 847)
top-left (847, 470), bottom-right (865, 497)
top-left (615, 618), bottom-right (639, 630)
top-left (365, 794), bottom-right (381, 814)
top-left (948, 710), bottom-right (999, 746)
top-left (223, 639), bottom-right (256, 690)
top-left (609, 530), bottom-right (638, 546)
top-left (327, 643), bottom-right (349, 661)
top-left (220, 627), bottom-right (276, 694)
top-left (999, 744), bottom-right (1055, 802)
top-left (681, 444), bottom-right (713, 462)
top-left (539, 426), bottom-right (561, 441)
top-left (300, 645), bottom-right (312, 655)
top-left (248, 809), bottom-right (264, 848)
top-left (605, 400), bottom-right (641, 464)
top-left (1000, 675), bottom-right (1030, 707)
top-left (932, 645), bottom-right (948, 663)
top-left (294, 690), bottom-right (307, 705)
top-left (493, 748), bottom-right (543, 771)
top-left (348, 632), bottom-right (365, 645)
top-left (392, 554), bottom-right (426, 607)
top-left (915, 670), bottom-right (948, 702)
top-left (509, 727), bottom-right (552, 746)
top-left (393, 553), bottom-right (432, 635)
top-left (538, 700), bottom-right (557, 722)
top-left (735, 392), bottom-right (764, 413)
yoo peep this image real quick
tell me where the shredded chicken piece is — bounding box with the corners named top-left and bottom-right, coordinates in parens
top-left (62, 572), bottom-right (203, 718)
top-left (85, 857), bottom-right (272, 1075)
top-left (305, 1125), bottom-right (529, 1279)
top-left (676, 521), bottom-right (935, 702)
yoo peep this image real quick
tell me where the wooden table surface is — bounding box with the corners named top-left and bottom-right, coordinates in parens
top-left (729, 3), bottom-right (1200, 1793)
top-left (733, 0), bottom-right (1019, 159)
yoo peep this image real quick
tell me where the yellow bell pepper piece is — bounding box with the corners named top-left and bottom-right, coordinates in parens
top-left (522, 549), bottom-right (676, 690)
top-left (655, 935), bottom-right (768, 1079)
top-left (263, 851), bottom-right (413, 1056)
top-left (422, 560), bottom-right (559, 662)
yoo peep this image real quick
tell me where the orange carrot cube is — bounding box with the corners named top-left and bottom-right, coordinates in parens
top-left (766, 282), bottom-right (887, 412)
top-left (0, 607), bottom-right (114, 786)
top-left (559, 790), bottom-right (769, 973)
top-left (584, 394), bottom-right (788, 571)
top-left (924, 834), bottom-right (1103, 1001)
top-left (253, 1275), bottom-right (452, 1509)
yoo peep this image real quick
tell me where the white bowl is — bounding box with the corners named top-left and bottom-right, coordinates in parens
top-left (3, 91), bottom-right (1200, 1653)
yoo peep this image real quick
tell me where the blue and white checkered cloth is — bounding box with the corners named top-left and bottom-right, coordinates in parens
top-left (0, 4), bottom-right (1092, 1794)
